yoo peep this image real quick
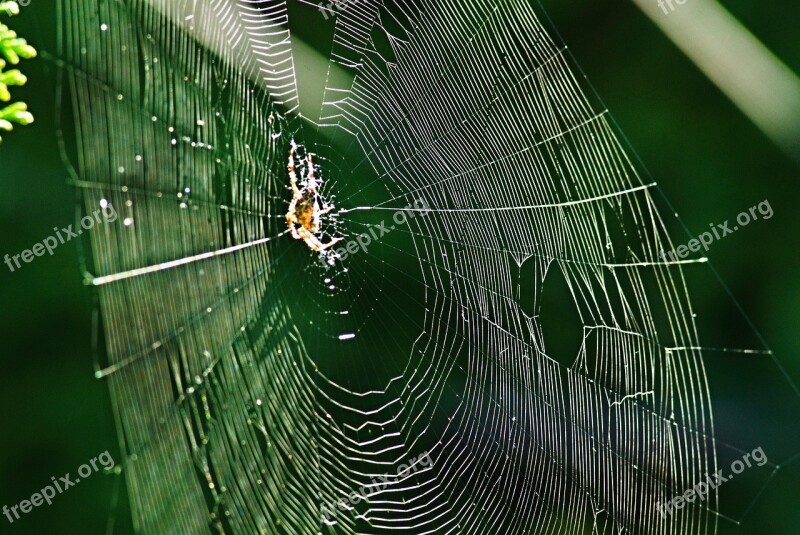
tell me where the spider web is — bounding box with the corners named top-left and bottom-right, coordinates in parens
top-left (54, 0), bottom-right (796, 533)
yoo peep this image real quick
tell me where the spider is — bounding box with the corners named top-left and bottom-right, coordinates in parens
top-left (285, 140), bottom-right (342, 254)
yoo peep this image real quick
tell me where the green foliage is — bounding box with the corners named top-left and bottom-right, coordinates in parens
top-left (0, 1), bottom-right (35, 143)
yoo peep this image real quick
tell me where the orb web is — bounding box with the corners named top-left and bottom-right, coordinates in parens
top-left (57, 0), bottom-right (731, 533)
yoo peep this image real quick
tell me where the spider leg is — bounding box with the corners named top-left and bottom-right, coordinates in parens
top-left (307, 153), bottom-right (315, 181)
top-left (317, 204), bottom-right (336, 216)
top-left (288, 144), bottom-right (302, 194)
top-left (314, 236), bottom-right (343, 252)
top-left (289, 174), bottom-right (300, 195)
top-left (288, 141), bottom-right (297, 172)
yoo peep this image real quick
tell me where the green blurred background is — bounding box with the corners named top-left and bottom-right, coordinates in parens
top-left (1, 0), bottom-right (798, 533)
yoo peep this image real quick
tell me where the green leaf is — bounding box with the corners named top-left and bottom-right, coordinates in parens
top-left (0, 2), bottom-right (20, 17)
top-left (0, 2), bottom-right (35, 143)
